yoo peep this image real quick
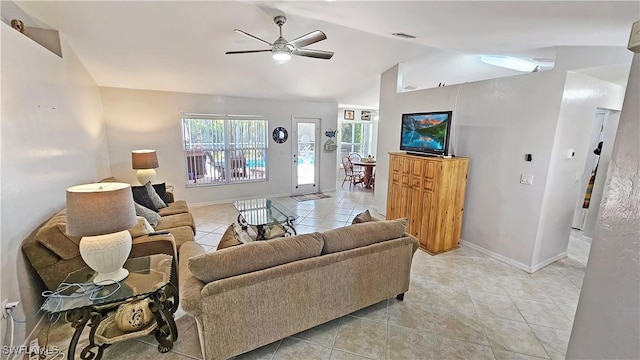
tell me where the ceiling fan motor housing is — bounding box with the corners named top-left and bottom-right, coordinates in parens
top-left (274, 16), bottom-right (287, 27)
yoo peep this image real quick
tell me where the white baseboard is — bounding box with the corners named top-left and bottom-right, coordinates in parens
top-left (460, 240), bottom-right (532, 273)
top-left (460, 240), bottom-right (568, 273)
top-left (531, 251), bottom-right (568, 273)
top-left (581, 235), bottom-right (593, 243)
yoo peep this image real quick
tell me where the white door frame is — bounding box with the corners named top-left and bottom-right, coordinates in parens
top-left (292, 117), bottom-right (320, 195)
top-left (572, 110), bottom-right (608, 230)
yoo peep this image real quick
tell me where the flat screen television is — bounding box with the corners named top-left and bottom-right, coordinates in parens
top-left (400, 111), bottom-right (452, 156)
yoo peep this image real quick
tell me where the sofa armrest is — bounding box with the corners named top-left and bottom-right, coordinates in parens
top-left (178, 242), bottom-right (207, 317)
top-left (131, 233), bottom-right (178, 260)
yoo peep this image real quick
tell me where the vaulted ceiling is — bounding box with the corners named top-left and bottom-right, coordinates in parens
top-left (13, 1), bottom-right (639, 107)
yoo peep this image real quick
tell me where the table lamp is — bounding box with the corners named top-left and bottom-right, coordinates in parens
top-left (66, 182), bottom-right (137, 284)
top-left (132, 149), bottom-right (159, 185)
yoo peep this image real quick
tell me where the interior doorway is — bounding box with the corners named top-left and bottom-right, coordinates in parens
top-left (292, 117), bottom-right (320, 195)
top-left (571, 108), bottom-right (620, 238)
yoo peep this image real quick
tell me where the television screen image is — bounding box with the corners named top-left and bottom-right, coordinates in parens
top-left (400, 111), bottom-right (452, 156)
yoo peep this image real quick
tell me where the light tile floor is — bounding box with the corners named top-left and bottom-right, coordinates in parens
top-left (37, 184), bottom-right (590, 360)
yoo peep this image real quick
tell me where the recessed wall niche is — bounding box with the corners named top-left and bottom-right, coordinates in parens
top-left (1, 1), bottom-right (63, 58)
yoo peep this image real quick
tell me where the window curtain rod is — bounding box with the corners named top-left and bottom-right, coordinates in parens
top-left (181, 112), bottom-right (265, 120)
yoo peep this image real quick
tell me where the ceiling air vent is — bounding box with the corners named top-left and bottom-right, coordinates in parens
top-left (404, 85), bottom-right (417, 91)
top-left (392, 32), bottom-right (416, 39)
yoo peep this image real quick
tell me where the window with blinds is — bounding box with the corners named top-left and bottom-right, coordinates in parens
top-left (182, 115), bottom-right (268, 187)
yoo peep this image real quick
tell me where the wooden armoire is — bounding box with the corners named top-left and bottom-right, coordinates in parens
top-left (386, 152), bottom-right (469, 254)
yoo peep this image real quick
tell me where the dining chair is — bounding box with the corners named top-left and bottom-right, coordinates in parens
top-left (348, 153), bottom-right (364, 175)
top-left (341, 157), bottom-right (363, 188)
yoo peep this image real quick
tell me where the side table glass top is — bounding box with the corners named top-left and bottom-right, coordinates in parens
top-left (232, 198), bottom-right (297, 227)
top-left (41, 254), bottom-right (173, 314)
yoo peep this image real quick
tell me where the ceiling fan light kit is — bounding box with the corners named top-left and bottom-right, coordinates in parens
top-left (272, 49), bottom-right (292, 61)
top-left (226, 15), bottom-right (334, 63)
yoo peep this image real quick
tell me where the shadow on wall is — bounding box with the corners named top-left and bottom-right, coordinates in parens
top-left (17, 246), bottom-right (49, 346)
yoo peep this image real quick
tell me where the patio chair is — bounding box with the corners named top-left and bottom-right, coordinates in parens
top-left (186, 151), bottom-right (207, 183)
top-left (230, 156), bottom-right (247, 179)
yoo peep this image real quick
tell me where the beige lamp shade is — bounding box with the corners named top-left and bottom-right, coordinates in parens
top-left (66, 182), bottom-right (137, 237)
top-left (132, 150), bottom-right (159, 170)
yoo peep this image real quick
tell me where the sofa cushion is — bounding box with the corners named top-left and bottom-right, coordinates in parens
top-left (155, 212), bottom-right (196, 234)
top-left (352, 210), bottom-right (372, 224)
top-left (188, 232), bottom-right (324, 283)
top-left (132, 186), bottom-right (158, 212)
top-left (217, 225), bottom-right (242, 250)
top-left (158, 200), bottom-right (189, 217)
top-left (36, 210), bottom-right (81, 260)
top-left (145, 181), bottom-right (167, 209)
top-left (321, 218), bottom-right (409, 254)
top-left (135, 203), bottom-right (161, 227)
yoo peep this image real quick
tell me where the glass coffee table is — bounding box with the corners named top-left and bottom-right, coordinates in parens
top-left (233, 198), bottom-right (297, 240)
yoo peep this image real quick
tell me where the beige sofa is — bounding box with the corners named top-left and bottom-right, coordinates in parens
top-left (22, 189), bottom-right (196, 291)
top-left (179, 218), bottom-right (418, 360)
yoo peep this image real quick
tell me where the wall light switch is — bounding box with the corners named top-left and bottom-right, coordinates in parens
top-left (520, 174), bottom-right (534, 185)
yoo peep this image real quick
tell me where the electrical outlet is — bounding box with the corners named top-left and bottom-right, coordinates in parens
top-left (1, 299), bottom-right (7, 319)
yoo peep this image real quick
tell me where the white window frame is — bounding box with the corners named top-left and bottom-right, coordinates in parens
top-left (340, 121), bottom-right (373, 161)
top-left (181, 114), bottom-right (269, 187)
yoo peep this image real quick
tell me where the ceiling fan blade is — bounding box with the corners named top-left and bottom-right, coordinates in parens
top-left (234, 29), bottom-right (273, 46)
top-left (292, 48), bottom-right (334, 60)
top-left (289, 30), bottom-right (327, 48)
top-left (226, 49), bottom-right (272, 55)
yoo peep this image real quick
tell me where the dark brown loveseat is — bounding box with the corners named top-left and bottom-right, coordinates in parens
top-left (22, 188), bottom-right (196, 290)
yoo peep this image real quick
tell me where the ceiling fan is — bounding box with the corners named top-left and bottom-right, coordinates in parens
top-left (226, 15), bottom-right (334, 61)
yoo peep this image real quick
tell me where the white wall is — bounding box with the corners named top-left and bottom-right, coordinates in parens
top-left (376, 64), bottom-right (566, 268)
top-left (100, 88), bottom-right (338, 204)
top-left (566, 52), bottom-right (639, 360)
top-left (532, 73), bottom-right (625, 269)
top-left (375, 47), bottom-right (631, 271)
top-left (1, 23), bottom-right (108, 344)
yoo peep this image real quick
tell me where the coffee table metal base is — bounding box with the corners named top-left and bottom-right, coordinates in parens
top-left (65, 283), bottom-right (179, 359)
top-left (237, 213), bottom-right (297, 240)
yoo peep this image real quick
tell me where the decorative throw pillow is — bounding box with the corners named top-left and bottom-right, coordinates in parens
top-left (134, 203), bottom-right (160, 227)
top-left (352, 210), bottom-right (372, 224)
top-left (216, 225), bottom-right (242, 250)
top-left (128, 216), bottom-right (154, 238)
top-left (131, 186), bottom-right (158, 212)
top-left (145, 181), bottom-right (167, 209)
top-left (152, 183), bottom-right (169, 204)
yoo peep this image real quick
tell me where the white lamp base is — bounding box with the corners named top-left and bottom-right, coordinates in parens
top-left (136, 169), bottom-right (157, 185)
top-left (79, 230), bottom-right (132, 285)
top-left (94, 268), bottom-right (129, 285)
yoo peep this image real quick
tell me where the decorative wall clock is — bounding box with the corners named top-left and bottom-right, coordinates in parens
top-left (272, 127), bottom-right (288, 143)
